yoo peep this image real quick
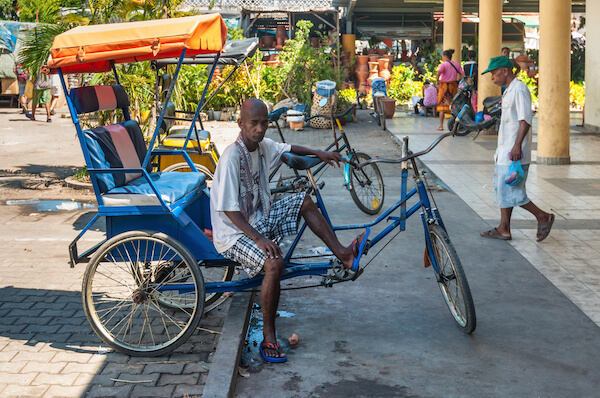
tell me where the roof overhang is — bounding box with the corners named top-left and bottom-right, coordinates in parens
top-left (333, 0), bottom-right (585, 14)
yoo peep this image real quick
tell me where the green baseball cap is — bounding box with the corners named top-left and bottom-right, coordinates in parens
top-left (482, 56), bottom-right (514, 74)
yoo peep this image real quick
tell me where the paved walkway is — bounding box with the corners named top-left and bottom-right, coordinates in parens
top-left (235, 109), bottom-right (600, 397)
top-left (387, 111), bottom-right (600, 326)
top-left (0, 107), bottom-right (241, 397)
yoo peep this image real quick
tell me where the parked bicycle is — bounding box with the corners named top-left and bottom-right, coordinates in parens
top-left (270, 94), bottom-right (385, 215)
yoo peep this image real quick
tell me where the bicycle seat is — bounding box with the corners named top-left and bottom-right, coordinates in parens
top-left (483, 95), bottom-right (502, 108)
top-left (269, 107), bottom-right (288, 122)
top-left (281, 152), bottom-right (322, 170)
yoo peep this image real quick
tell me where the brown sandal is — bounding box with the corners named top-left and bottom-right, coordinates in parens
top-left (536, 214), bottom-right (555, 242)
top-left (480, 228), bottom-right (511, 240)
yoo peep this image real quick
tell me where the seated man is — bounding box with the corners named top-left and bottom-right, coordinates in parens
top-left (210, 98), bottom-right (368, 363)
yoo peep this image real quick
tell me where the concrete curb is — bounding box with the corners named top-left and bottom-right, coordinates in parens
top-left (64, 176), bottom-right (93, 190)
top-left (203, 290), bottom-right (255, 398)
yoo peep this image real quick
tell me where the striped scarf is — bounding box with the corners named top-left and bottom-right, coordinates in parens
top-left (235, 134), bottom-right (269, 221)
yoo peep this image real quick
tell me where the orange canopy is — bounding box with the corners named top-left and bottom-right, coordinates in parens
top-left (48, 14), bottom-right (227, 74)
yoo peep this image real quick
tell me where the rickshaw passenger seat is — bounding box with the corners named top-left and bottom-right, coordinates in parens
top-left (71, 84), bottom-right (207, 207)
top-left (70, 84), bottom-right (130, 114)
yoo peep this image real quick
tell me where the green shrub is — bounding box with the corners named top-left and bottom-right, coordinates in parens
top-left (518, 70), bottom-right (538, 106)
top-left (388, 64), bottom-right (423, 105)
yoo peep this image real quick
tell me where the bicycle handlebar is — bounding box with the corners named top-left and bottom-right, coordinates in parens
top-left (358, 132), bottom-right (453, 167)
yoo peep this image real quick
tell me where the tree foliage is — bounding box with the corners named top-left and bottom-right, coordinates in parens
top-left (18, 0), bottom-right (60, 23)
top-left (0, 0), bottom-right (18, 21)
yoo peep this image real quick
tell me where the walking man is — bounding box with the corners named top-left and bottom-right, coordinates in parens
top-left (480, 56), bottom-right (554, 242)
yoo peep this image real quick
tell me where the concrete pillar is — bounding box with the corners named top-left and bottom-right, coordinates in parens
top-left (478, 0), bottom-right (502, 111)
top-left (537, 0), bottom-right (570, 164)
top-left (443, 0), bottom-right (462, 55)
top-left (584, 1), bottom-right (600, 131)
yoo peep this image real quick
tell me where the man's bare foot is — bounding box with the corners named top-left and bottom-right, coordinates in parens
top-left (340, 230), bottom-right (367, 269)
top-left (260, 340), bottom-right (286, 362)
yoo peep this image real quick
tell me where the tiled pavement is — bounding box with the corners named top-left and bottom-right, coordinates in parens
top-left (0, 229), bottom-right (231, 398)
top-left (387, 110), bottom-right (600, 326)
top-left (0, 113), bottom-right (241, 397)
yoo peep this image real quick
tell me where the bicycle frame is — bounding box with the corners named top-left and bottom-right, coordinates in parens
top-left (197, 134), bottom-right (448, 295)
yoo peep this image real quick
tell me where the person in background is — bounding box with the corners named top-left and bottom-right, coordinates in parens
top-left (414, 80), bottom-right (437, 116)
top-left (49, 73), bottom-right (61, 115)
top-left (26, 70), bottom-right (52, 123)
top-left (463, 50), bottom-right (478, 112)
top-left (501, 46), bottom-right (521, 74)
top-left (480, 56), bottom-right (554, 242)
top-left (15, 64), bottom-right (29, 114)
top-left (435, 49), bottom-right (464, 130)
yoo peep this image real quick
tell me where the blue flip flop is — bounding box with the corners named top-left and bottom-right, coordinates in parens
top-left (259, 341), bottom-right (287, 363)
top-left (351, 227), bottom-right (371, 272)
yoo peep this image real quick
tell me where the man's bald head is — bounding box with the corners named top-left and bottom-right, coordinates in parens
top-left (240, 98), bottom-right (268, 120)
top-left (238, 98), bottom-right (269, 151)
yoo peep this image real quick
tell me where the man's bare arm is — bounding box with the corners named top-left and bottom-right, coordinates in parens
top-left (224, 211), bottom-right (282, 259)
top-left (290, 145), bottom-right (344, 168)
top-left (511, 120), bottom-right (531, 161)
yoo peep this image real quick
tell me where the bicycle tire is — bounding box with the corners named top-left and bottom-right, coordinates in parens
top-left (82, 231), bottom-right (205, 356)
top-left (348, 152), bottom-right (385, 215)
top-left (447, 116), bottom-right (469, 136)
top-left (202, 265), bottom-right (234, 312)
top-left (378, 98), bottom-right (387, 130)
top-left (427, 224), bottom-right (476, 334)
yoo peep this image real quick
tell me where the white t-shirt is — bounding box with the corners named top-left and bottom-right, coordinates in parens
top-left (495, 79), bottom-right (533, 166)
top-left (210, 137), bottom-right (291, 253)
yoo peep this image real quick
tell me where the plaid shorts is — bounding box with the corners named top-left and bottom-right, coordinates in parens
top-left (223, 192), bottom-right (306, 278)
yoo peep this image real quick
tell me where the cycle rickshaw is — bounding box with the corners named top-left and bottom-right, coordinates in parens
top-left (51, 15), bottom-right (476, 356)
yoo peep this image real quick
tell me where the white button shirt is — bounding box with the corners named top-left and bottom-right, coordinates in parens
top-left (495, 79), bottom-right (533, 166)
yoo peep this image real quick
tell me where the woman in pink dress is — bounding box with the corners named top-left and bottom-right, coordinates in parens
top-left (436, 49), bottom-right (464, 130)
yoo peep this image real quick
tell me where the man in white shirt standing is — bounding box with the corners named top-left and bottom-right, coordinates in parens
top-left (210, 99), bottom-right (369, 362)
top-left (480, 56), bottom-right (554, 242)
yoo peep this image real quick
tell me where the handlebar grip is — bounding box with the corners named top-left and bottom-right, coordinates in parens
top-left (456, 104), bottom-right (469, 122)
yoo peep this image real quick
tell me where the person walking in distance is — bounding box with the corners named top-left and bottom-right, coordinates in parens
top-left (480, 56), bottom-right (554, 242)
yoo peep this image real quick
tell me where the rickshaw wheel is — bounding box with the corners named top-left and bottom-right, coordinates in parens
top-left (155, 262), bottom-right (234, 313)
top-left (202, 265), bottom-right (235, 312)
top-left (82, 231), bottom-right (205, 356)
top-left (163, 162), bottom-right (214, 187)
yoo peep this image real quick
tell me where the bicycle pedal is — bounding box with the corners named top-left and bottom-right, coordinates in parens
top-left (363, 240), bottom-right (371, 256)
top-left (321, 276), bottom-right (335, 287)
top-left (351, 267), bottom-right (364, 281)
top-left (330, 261), bottom-right (357, 282)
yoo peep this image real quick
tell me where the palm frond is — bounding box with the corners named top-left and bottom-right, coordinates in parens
top-left (19, 23), bottom-right (70, 77)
